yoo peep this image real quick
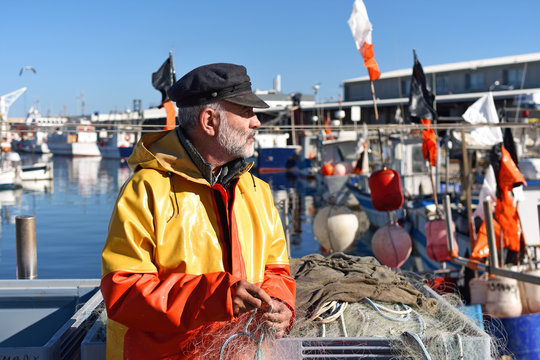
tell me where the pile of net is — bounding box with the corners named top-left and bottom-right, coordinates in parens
top-left (284, 252), bottom-right (495, 360)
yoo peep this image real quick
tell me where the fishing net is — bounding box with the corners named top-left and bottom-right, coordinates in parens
top-left (283, 253), bottom-right (498, 359)
top-left (92, 253), bottom-right (502, 359)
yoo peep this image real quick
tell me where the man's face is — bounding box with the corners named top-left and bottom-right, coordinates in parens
top-left (216, 101), bottom-right (260, 159)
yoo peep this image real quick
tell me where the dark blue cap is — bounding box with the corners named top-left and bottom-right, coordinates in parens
top-left (167, 63), bottom-right (269, 108)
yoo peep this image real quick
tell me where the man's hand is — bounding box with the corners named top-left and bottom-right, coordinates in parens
top-left (231, 280), bottom-right (272, 316)
top-left (261, 300), bottom-right (293, 339)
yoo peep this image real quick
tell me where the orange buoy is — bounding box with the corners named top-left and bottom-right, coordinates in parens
top-left (425, 219), bottom-right (458, 262)
top-left (368, 169), bottom-right (404, 211)
top-left (321, 163), bottom-right (334, 176)
top-left (371, 224), bottom-right (412, 269)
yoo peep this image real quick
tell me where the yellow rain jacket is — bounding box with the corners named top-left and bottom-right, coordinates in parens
top-left (101, 130), bottom-right (296, 359)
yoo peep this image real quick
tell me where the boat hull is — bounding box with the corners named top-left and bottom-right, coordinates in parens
top-left (21, 163), bottom-right (53, 181)
top-left (48, 142), bottom-right (101, 157)
top-left (0, 167), bottom-right (22, 190)
top-left (99, 146), bottom-right (134, 159)
top-left (257, 147), bottom-right (299, 173)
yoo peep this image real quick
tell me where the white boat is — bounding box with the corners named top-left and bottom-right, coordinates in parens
top-left (47, 122), bottom-right (101, 157)
top-left (0, 166), bottom-right (21, 190)
top-left (251, 132), bottom-right (301, 172)
top-left (21, 162), bottom-right (53, 181)
top-left (517, 157), bottom-right (540, 246)
top-left (346, 136), bottom-right (472, 271)
top-left (0, 152), bottom-right (22, 190)
top-left (11, 106), bottom-right (68, 154)
top-left (319, 130), bottom-right (362, 203)
top-left (299, 129), bottom-right (363, 196)
top-left (98, 132), bottom-right (136, 159)
top-left (2, 151), bottom-right (54, 181)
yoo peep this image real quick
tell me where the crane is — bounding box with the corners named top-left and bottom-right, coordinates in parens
top-left (0, 87), bottom-right (27, 143)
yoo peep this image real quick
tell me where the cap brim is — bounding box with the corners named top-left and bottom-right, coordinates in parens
top-left (224, 93), bottom-right (269, 109)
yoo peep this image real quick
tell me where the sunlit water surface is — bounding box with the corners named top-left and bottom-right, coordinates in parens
top-left (0, 154), bottom-right (365, 279)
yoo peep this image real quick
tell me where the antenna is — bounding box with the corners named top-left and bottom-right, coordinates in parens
top-left (77, 91), bottom-right (86, 116)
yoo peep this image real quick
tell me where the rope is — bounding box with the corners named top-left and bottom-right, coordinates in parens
top-left (311, 301), bottom-right (348, 323)
top-left (311, 301), bottom-right (349, 337)
top-left (219, 304), bottom-right (273, 360)
top-left (362, 297), bottom-right (411, 322)
top-left (455, 333), bottom-right (464, 360)
top-left (403, 332), bottom-right (432, 360)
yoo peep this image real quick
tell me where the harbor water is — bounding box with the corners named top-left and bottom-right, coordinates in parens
top-left (0, 153), bottom-right (367, 279)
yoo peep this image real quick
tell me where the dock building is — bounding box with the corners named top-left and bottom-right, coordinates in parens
top-left (301, 52), bottom-right (540, 126)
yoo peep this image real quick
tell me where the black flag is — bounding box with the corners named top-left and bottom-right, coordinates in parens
top-left (503, 127), bottom-right (519, 167)
top-left (152, 56), bottom-right (175, 103)
top-left (408, 50), bottom-right (437, 123)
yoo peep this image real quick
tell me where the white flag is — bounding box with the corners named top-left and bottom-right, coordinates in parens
top-left (462, 93), bottom-right (503, 146)
top-left (347, 0), bottom-right (372, 52)
top-left (473, 165), bottom-right (497, 220)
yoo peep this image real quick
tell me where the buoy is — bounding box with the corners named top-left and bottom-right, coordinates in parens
top-left (333, 163), bottom-right (347, 176)
top-left (313, 205), bottom-right (358, 252)
top-left (519, 269), bottom-right (540, 314)
top-left (469, 276), bottom-right (488, 310)
top-left (485, 276), bottom-right (522, 318)
top-left (371, 224), bottom-right (412, 268)
top-left (321, 163), bottom-right (334, 176)
top-left (425, 219), bottom-right (458, 262)
top-left (368, 169), bottom-right (404, 211)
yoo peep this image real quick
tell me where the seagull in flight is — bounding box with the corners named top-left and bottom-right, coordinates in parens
top-left (19, 66), bottom-right (37, 76)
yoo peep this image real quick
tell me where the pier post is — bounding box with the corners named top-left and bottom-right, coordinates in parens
top-left (16, 215), bottom-right (37, 279)
top-left (483, 199), bottom-right (499, 271)
top-left (443, 195), bottom-right (456, 255)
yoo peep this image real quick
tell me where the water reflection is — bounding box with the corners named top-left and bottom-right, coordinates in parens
top-left (0, 156), bottom-right (333, 279)
top-left (258, 172), bottom-right (328, 258)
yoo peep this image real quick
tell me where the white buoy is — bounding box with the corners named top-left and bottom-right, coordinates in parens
top-left (371, 224), bottom-right (412, 269)
top-left (519, 269), bottom-right (540, 314)
top-left (333, 163), bottom-right (347, 176)
top-left (485, 276), bottom-right (522, 318)
top-left (313, 205), bottom-right (358, 252)
top-left (469, 276), bottom-right (488, 310)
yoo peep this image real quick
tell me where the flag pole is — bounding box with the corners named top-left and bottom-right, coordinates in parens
top-left (461, 128), bottom-right (476, 247)
top-left (169, 51), bottom-right (175, 87)
top-left (428, 152), bottom-right (439, 207)
top-left (370, 80), bottom-right (385, 167)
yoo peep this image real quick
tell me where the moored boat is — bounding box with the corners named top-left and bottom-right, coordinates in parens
top-left (47, 123), bottom-right (101, 157)
top-left (252, 132), bottom-right (300, 172)
top-left (21, 162), bottom-right (53, 181)
top-left (98, 132), bottom-right (136, 159)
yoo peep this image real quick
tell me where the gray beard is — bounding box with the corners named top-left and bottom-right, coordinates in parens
top-left (217, 119), bottom-right (256, 159)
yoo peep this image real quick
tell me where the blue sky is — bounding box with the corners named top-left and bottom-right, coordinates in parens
top-left (3, 0), bottom-right (540, 118)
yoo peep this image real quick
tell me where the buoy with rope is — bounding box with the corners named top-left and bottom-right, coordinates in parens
top-left (313, 205), bottom-right (358, 253)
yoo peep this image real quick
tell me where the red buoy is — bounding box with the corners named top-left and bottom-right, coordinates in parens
top-left (425, 219), bottom-right (458, 262)
top-left (368, 169), bottom-right (404, 211)
top-left (321, 163), bottom-right (334, 176)
top-left (371, 224), bottom-right (412, 268)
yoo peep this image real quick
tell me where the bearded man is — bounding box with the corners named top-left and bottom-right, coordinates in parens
top-left (100, 63), bottom-right (296, 359)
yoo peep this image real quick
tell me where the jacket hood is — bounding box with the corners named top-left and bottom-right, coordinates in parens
top-left (128, 130), bottom-right (253, 185)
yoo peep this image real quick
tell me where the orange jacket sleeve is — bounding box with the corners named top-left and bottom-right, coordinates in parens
top-left (101, 270), bottom-right (242, 333)
top-left (261, 264), bottom-right (296, 311)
